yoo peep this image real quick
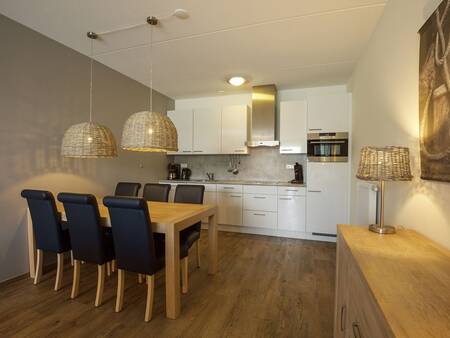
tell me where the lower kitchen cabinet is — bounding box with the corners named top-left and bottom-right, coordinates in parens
top-left (217, 192), bottom-right (243, 226)
top-left (277, 195), bottom-right (306, 232)
top-left (243, 211), bottom-right (277, 229)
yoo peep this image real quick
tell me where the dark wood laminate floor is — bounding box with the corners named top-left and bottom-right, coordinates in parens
top-left (0, 231), bottom-right (336, 338)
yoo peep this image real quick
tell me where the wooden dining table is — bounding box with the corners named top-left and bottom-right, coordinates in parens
top-left (27, 199), bottom-right (218, 319)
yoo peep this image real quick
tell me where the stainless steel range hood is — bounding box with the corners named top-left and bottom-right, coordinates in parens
top-left (246, 84), bottom-right (279, 147)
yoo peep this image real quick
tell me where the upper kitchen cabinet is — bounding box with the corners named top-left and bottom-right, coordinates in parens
top-left (221, 105), bottom-right (249, 154)
top-left (279, 100), bottom-right (307, 154)
top-left (193, 107), bottom-right (222, 154)
top-left (167, 109), bottom-right (194, 154)
top-left (307, 92), bottom-right (350, 133)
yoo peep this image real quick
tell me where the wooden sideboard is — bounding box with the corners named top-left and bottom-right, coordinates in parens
top-left (334, 225), bottom-right (450, 338)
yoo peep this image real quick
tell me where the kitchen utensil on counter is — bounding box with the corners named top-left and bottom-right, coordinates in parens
top-left (206, 172), bottom-right (215, 181)
top-left (228, 155), bottom-right (240, 175)
top-left (168, 163), bottom-right (181, 180)
top-left (181, 168), bottom-right (192, 180)
top-left (291, 162), bottom-right (304, 184)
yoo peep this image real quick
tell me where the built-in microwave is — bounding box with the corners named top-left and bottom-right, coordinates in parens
top-left (307, 132), bottom-right (349, 162)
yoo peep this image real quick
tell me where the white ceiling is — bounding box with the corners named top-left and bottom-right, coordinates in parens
top-left (0, 0), bottom-right (387, 99)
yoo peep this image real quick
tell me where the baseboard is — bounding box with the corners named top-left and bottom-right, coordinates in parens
top-left (201, 223), bottom-right (336, 243)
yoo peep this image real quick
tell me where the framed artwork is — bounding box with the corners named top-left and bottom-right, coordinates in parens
top-left (419, 0), bottom-right (450, 182)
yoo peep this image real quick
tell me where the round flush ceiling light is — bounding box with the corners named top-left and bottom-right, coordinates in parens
top-left (228, 76), bottom-right (246, 87)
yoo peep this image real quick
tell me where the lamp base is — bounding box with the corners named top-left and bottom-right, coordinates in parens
top-left (368, 224), bottom-right (396, 234)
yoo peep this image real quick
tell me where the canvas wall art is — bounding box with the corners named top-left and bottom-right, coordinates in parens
top-left (419, 0), bottom-right (450, 182)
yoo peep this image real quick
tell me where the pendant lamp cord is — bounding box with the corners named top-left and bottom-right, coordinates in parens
top-left (149, 24), bottom-right (153, 112)
top-left (89, 37), bottom-right (94, 123)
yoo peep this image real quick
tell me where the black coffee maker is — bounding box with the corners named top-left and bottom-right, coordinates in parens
top-left (291, 162), bottom-right (304, 184)
top-left (168, 163), bottom-right (181, 180)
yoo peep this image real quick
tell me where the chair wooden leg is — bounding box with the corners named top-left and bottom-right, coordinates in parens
top-left (138, 274), bottom-right (144, 284)
top-left (70, 251), bottom-right (74, 266)
top-left (95, 264), bottom-right (105, 307)
top-left (71, 260), bottom-right (81, 299)
top-left (54, 253), bottom-right (64, 291)
top-left (196, 241), bottom-right (201, 268)
top-left (111, 260), bottom-right (116, 272)
top-left (144, 275), bottom-right (155, 322)
top-left (181, 257), bottom-right (189, 294)
top-left (106, 262), bottom-right (111, 277)
top-left (34, 249), bottom-right (43, 285)
top-left (116, 269), bottom-right (125, 313)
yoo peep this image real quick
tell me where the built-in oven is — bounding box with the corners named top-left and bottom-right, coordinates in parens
top-left (307, 132), bottom-right (349, 162)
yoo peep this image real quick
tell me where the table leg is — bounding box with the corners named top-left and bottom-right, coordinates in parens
top-left (165, 225), bottom-right (181, 319)
top-left (208, 213), bottom-right (218, 275)
top-left (27, 209), bottom-right (36, 278)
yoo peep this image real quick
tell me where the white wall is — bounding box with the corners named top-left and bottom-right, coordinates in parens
top-left (0, 15), bottom-right (173, 282)
top-left (350, 0), bottom-right (450, 248)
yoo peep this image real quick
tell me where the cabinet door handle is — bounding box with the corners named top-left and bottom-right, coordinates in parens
top-left (223, 186), bottom-right (234, 190)
top-left (253, 196), bottom-right (266, 199)
top-left (234, 149), bottom-right (246, 153)
top-left (352, 322), bottom-right (362, 338)
top-left (253, 213), bottom-right (266, 216)
top-left (309, 128), bottom-right (322, 131)
top-left (340, 305), bottom-right (346, 332)
top-left (281, 148), bottom-right (293, 152)
top-left (285, 189), bottom-right (299, 192)
top-left (230, 195), bottom-right (241, 198)
top-left (193, 150), bottom-right (204, 153)
top-left (279, 197), bottom-right (292, 201)
top-left (308, 190), bottom-right (322, 193)
top-left (182, 150), bottom-right (191, 153)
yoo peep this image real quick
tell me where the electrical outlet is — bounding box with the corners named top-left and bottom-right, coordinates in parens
top-left (286, 164), bottom-right (294, 169)
top-left (180, 163), bottom-right (188, 168)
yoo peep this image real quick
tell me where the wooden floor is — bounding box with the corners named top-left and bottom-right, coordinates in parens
top-left (0, 231), bottom-right (336, 338)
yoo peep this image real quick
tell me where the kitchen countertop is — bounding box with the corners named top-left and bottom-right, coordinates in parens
top-left (159, 179), bottom-right (306, 187)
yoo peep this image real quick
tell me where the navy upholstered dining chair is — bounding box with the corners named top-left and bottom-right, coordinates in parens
top-left (57, 193), bottom-right (115, 307)
top-left (174, 184), bottom-right (205, 290)
top-left (114, 182), bottom-right (142, 197)
top-left (103, 196), bottom-right (189, 322)
top-left (21, 189), bottom-right (71, 291)
top-left (142, 183), bottom-right (171, 202)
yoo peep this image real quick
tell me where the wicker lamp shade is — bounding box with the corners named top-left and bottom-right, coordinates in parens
top-left (356, 146), bottom-right (413, 181)
top-left (121, 111), bottom-right (178, 152)
top-left (61, 122), bottom-right (118, 158)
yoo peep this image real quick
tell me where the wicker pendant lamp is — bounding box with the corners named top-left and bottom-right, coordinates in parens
top-left (121, 17), bottom-right (178, 153)
top-left (61, 32), bottom-right (117, 158)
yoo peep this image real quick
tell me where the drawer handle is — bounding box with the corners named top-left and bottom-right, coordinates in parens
top-left (308, 190), bottom-right (322, 193)
top-left (253, 196), bottom-right (266, 199)
top-left (193, 150), bottom-right (204, 153)
top-left (182, 150), bottom-right (191, 153)
top-left (230, 195), bottom-right (241, 198)
top-left (340, 305), bottom-right (346, 331)
top-left (285, 189), bottom-right (298, 192)
top-left (279, 198), bottom-right (292, 201)
top-left (309, 128), bottom-right (322, 131)
top-left (223, 187), bottom-right (234, 190)
top-left (281, 148), bottom-right (293, 152)
top-left (253, 213), bottom-right (266, 216)
top-left (234, 149), bottom-right (246, 153)
top-left (352, 322), bottom-right (362, 338)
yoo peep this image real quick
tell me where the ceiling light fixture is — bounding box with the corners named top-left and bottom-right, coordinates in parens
top-left (228, 76), bottom-right (246, 87)
top-left (121, 16), bottom-right (178, 152)
top-left (61, 32), bottom-right (118, 158)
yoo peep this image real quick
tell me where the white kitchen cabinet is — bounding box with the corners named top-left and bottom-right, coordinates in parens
top-left (217, 192), bottom-right (243, 226)
top-left (278, 195), bottom-right (306, 232)
top-left (193, 107), bottom-right (221, 154)
top-left (307, 93), bottom-right (349, 133)
top-left (243, 194), bottom-right (277, 212)
top-left (221, 105), bottom-right (249, 154)
top-left (279, 100), bottom-right (307, 154)
top-left (167, 109), bottom-right (193, 154)
top-left (243, 211), bottom-right (277, 229)
top-left (306, 162), bottom-right (349, 236)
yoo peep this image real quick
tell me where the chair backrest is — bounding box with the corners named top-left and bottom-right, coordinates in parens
top-left (57, 193), bottom-right (108, 264)
top-left (103, 196), bottom-right (159, 275)
top-left (21, 189), bottom-right (66, 253)
top-left (114, 182), bottom-right (142, 197)
top-left (142, 183), bottom-right (171, 202)
top-left (174, 185), bottom-right (205, 205)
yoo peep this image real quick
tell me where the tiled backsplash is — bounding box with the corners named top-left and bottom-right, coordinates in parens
top-left (169, 147), bottom-right (307, 182)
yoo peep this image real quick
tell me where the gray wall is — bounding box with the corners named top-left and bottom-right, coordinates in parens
top-left (0, 14), bottom-right (174, 282)
top-left (171, 148), bottom-right (306, 182)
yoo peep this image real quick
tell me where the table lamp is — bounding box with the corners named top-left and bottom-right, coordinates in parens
top-left (356, 146), bottom-right (413, 234)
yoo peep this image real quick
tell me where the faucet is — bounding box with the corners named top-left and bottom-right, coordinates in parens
top-left (206, 172), bottom-right (215, 181)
